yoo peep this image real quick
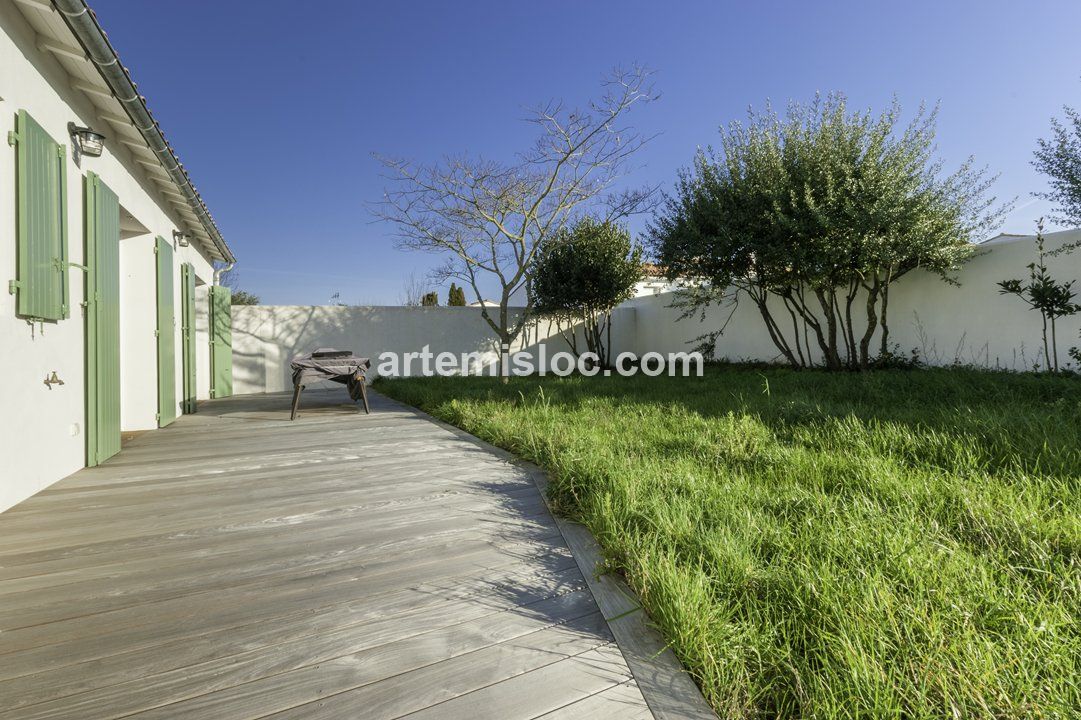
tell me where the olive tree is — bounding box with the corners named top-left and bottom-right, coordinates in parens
top-left (1033, 100), bottom-right (1081, 363)
top-left (651, 94), bottom-right (1006, 370)
top-left (1033, 103), bottom-right (1081, 229)
top-left (531, 219), bottom-right (642, 367)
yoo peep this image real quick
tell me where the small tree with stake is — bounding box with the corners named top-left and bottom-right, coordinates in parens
top-left (531, 218), bottom-right (642, 368)
top-left (998, 219), bottom-right (1080, 373)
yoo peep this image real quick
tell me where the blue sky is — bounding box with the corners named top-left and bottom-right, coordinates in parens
top-left (92, 0), bottom-right (1081, 305)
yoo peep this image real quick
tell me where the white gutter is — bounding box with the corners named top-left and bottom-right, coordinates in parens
top-left (51, 0), bottom-right (235, 264)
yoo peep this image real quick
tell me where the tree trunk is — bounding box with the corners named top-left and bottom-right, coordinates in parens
top-left (754, 295), bottom-right (801, 368)
top-left (605, 311), bottom-right (612, 369)
top-left (843, 281), bottom-right (859, 368)
top-left (879, 282), bottom-right (891, 357)
top-left (1041, 311), bottom-right (1051, 372)
top-left (559, 318), bottom-right (579, 356)
top-left (814, 289), bottom-right (843, 370)
top-left (499, 330), bottom-right (511, 383)
top-left (781, 295), bottom-right (807, 367)
top-left (1051, 315), bottom-right (1059, 373)
top-left (858, 277), bottom-right (881, 370)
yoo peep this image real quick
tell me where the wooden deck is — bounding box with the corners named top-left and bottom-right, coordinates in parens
top-left (0, 388), bottom-right (699, 719)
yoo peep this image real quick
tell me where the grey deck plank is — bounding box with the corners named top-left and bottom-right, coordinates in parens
top-left (255, 615), bottom-right (617, 720)
top-left (535, 680), bottom-right (656, 719)
top-left (0, 543), bottom-right (577, 680)
top-left (0, 507), bottom-right (557, 630)
top-left (5, 589), bottom-right (600, 720)
top-left (0, 389), bottom-right (657, 719)
top-left (0, 562), bottom-right (584, 712)
top-left (399, 642), bottom-right (635, 720)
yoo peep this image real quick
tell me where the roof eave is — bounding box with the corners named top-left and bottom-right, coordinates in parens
top-left (50, 0), bottom-right (235, 263)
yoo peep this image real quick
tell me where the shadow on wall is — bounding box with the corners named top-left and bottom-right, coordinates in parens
top-left (230, 306), bottom-right (638, 394)
top-left (623, 229), bottom-right (1081, 372)
top-left (231, 231), bottom-right (1081, 394)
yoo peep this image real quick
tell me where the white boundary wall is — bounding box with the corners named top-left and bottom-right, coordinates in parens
top-left (629, 230), bottom-right (1081, 370)
top-left (233, 230), bottom-right (1081, 394)
top-left (231, 305), bottom-right (638, 393)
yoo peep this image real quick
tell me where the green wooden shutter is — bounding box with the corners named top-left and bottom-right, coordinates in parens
top-left (209, 285), bottom-right (233, 398)
top-left (180, 263), bottom-right (197, 414)
top-left (85, 172), bottom-right (121, 466)
top-left (155, 237), bottom-right (177, 427)
top-left (10, 110), bottom-right (68, 320)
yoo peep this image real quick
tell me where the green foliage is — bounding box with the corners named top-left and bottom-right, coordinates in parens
top-left (218, 267), bottom-right (260, 305)
top-left (1033, 103), bottom-right (1081, 229)
top-left (447, 283), bottom-right (467, 306)
top-left (651, 93), bottom-right (1005, 370)
top-left (421, 291), bottom-right (439, 307)
top-left (998, 220), bottom-right (1081, 372)
top-left (531, 218), bottom-right (643, 365)
top-left (230, 290), bottom-right (260, 306)
top-left (377, 367), bottom-right (1081, 718)
top-left (1033, 101), bottom-right (1081, 364)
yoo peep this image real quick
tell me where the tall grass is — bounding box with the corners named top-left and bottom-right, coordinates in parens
top-left (375, 367), bottom-right (1080, 717)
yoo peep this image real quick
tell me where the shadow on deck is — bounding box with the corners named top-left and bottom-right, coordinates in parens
top-left (0, 387), bottom-right (663, 719)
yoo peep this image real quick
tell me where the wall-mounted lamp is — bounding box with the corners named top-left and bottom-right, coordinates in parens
top-left (68, 122), bottom-right (106, 157)
top-left (172, 230), bottom-right (191, 247)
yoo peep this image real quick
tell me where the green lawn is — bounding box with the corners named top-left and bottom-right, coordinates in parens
top-left (375, 367), bottom-right (1080, 718)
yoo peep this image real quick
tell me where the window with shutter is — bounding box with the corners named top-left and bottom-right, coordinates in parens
top-left (9, 110), bottom-right (68, 321)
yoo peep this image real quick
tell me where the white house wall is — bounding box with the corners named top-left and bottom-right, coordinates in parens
top-left (0, 3), bottom-right (219, 512)
top-left (195, 283), bottom-right (211, 402)
top-left (118, 235), bottom-right (157, 431)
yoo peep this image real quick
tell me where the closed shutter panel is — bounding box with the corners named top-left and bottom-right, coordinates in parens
top-left (209, 286), bottom-right (233, 398)
top-left (156, 237), bottom-right (177, 427)
top-left (11, 110), bottom-right (68, 320)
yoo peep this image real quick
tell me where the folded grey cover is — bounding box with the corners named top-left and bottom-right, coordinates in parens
top-left (290, 349), bottom-right (371, 400)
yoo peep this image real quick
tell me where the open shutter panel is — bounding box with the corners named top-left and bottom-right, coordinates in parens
top-left (85, 172), bottom-right (122, 466)
top-left (156, 237), bottom-right (177, 427)
top-left (11, 110), bottom-right (68, 320)
top-left (181, 263), bottom-right (197, 414)
top-left (209, 286), bottom-right (233, 398)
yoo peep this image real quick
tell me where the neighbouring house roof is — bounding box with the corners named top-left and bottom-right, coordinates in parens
top-left (12, 0), bottom-right (234, 263)
top-left (640, 262), bottom-right (667, 278)
top-left (981, 227), bottom-right (1081, 248)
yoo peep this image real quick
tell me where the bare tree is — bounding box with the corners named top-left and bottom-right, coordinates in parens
top-left (398, 272), bottom-right (430, 307)
top-left (217, 267), bottom-right (260, 305)
top-left (376, 66), bottom-right (658, 369)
